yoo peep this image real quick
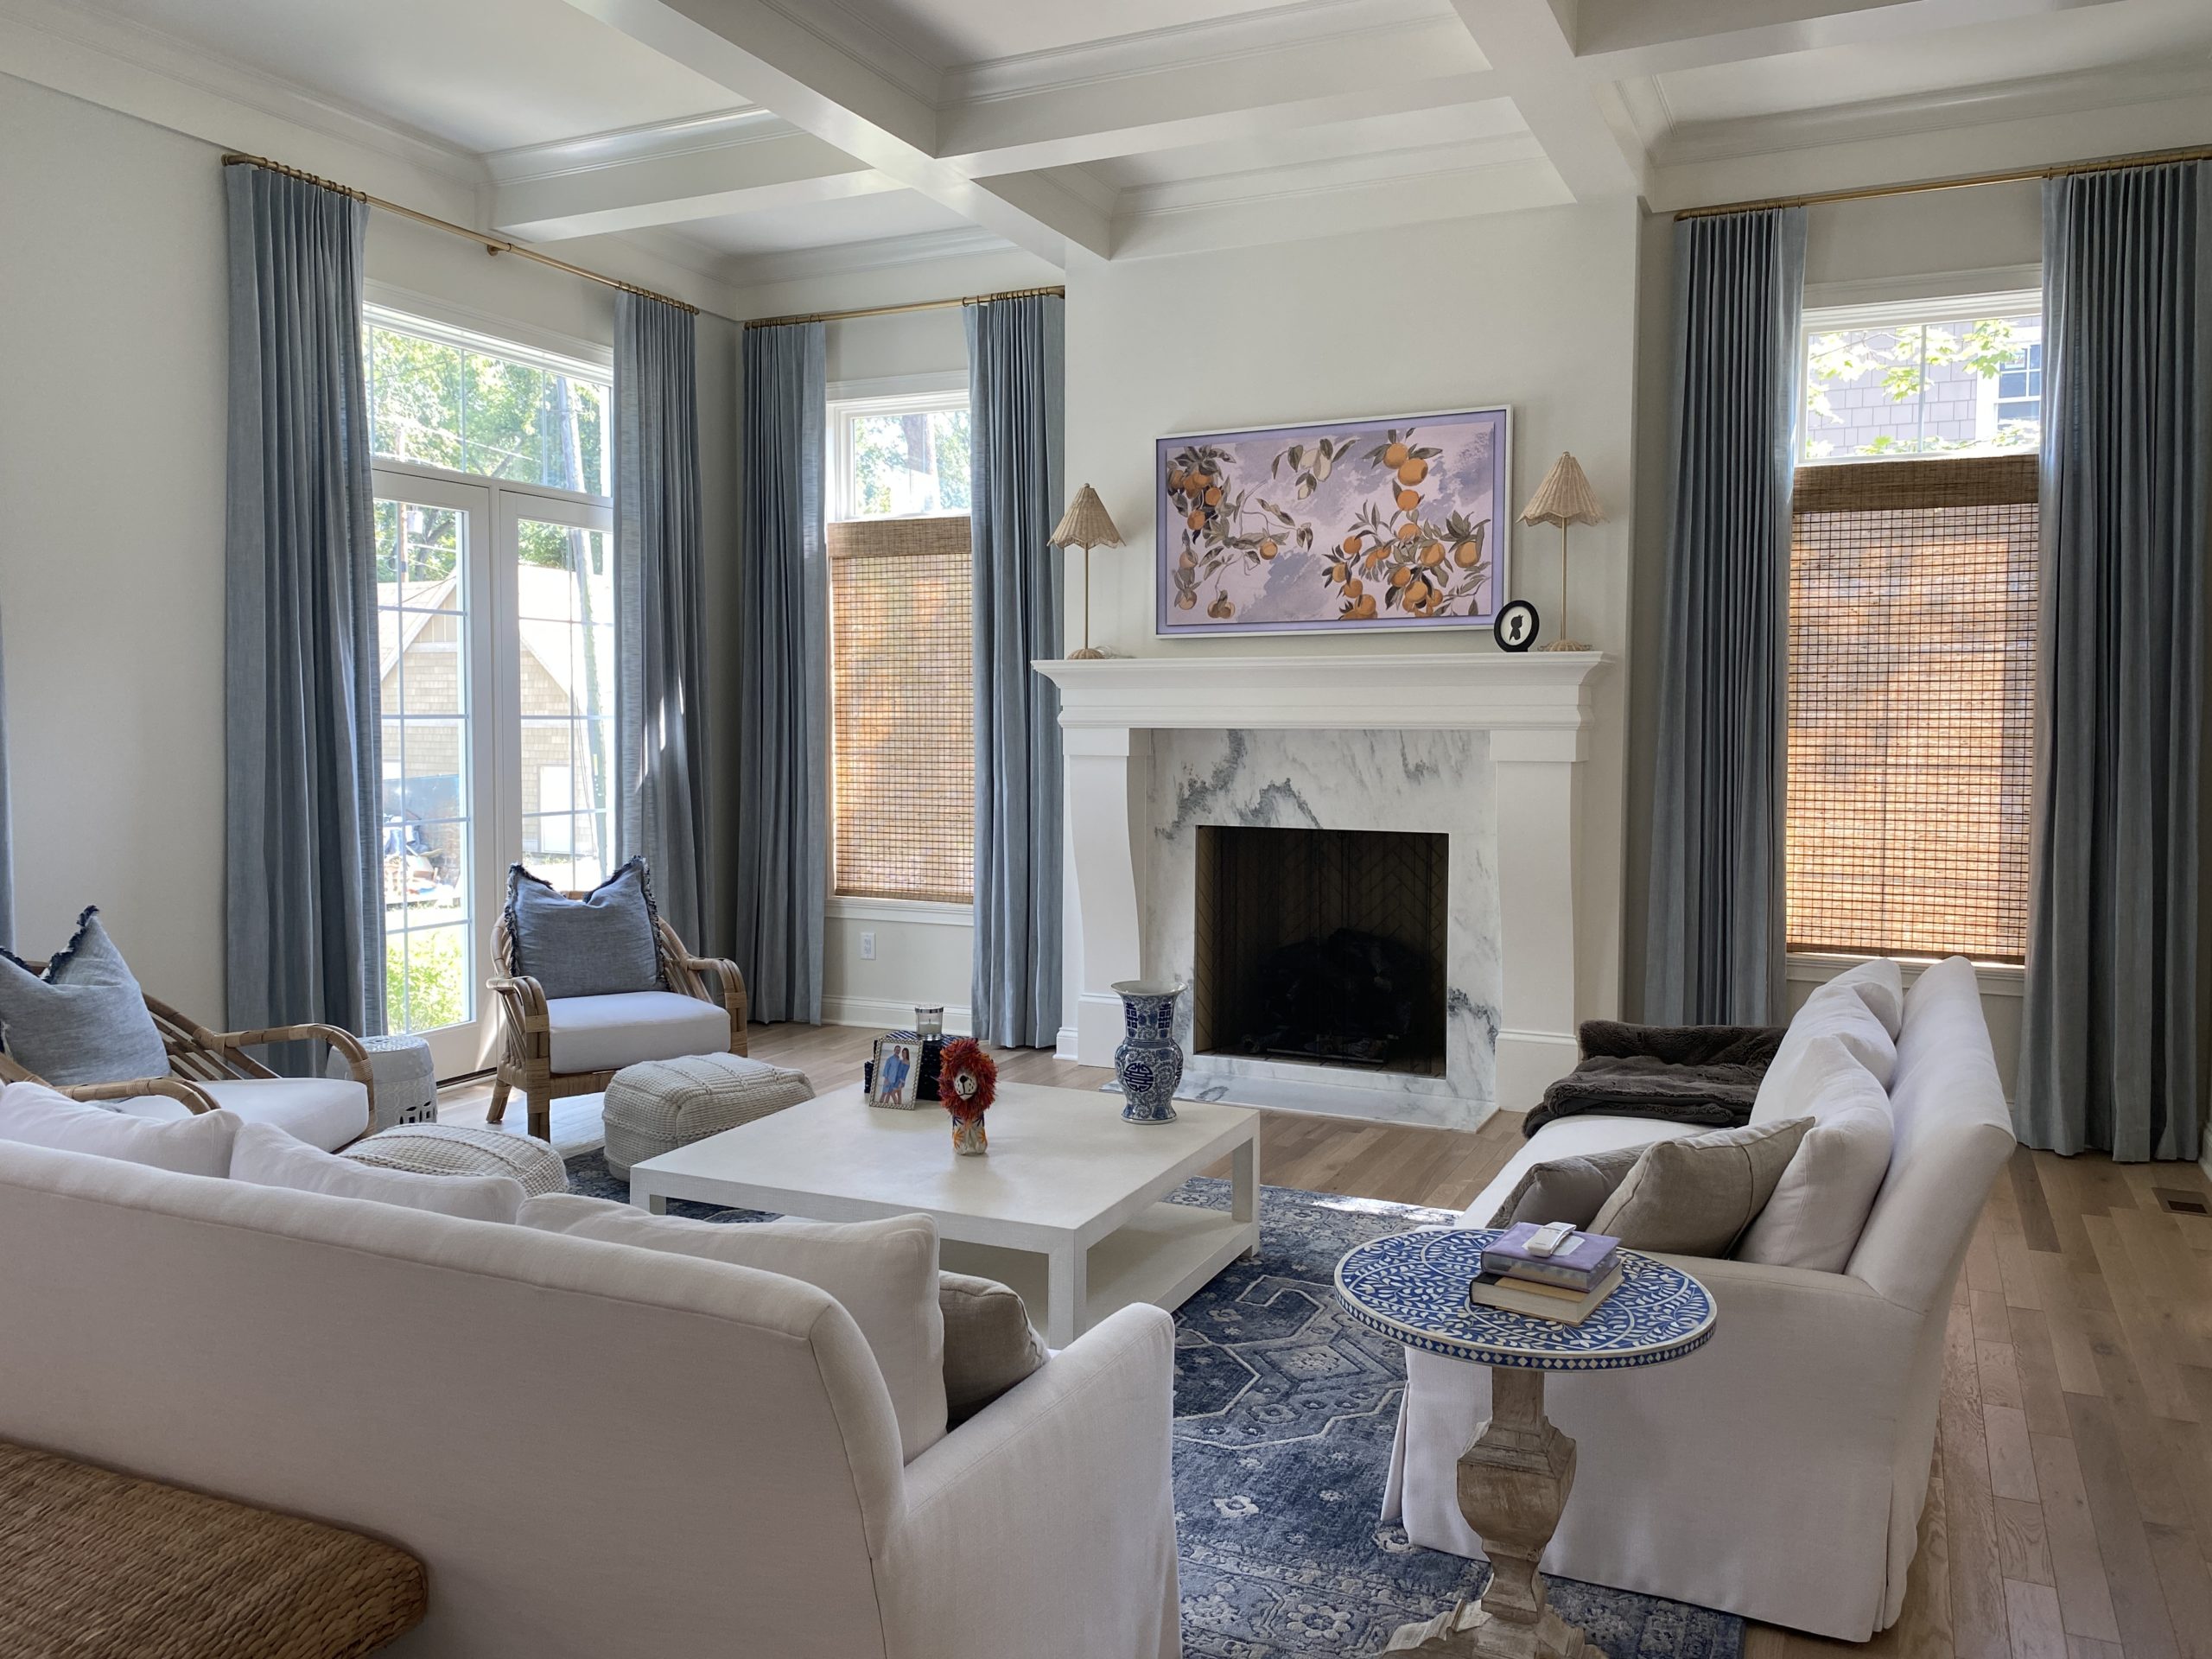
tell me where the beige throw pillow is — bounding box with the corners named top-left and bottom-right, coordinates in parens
top-left (518, 1192), bottom-right (949, 1459)
top-left (1487, 1145), bottom-right (1644, 1229)
top-left (1735, 1036), bottom-right (1895, 1273)
top-left (229, 1122), bottom-right (524, 1224)
top-left (1588, 1117), bottom-right (1812, 1256)
top-left (939, 1271), bottom-right (1048, 1424)
top-left (0, 1080), bottom-right (238, 1178)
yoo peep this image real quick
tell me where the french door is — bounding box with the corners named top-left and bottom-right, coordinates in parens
top-left (373, 466), bottom-right (615, 1077)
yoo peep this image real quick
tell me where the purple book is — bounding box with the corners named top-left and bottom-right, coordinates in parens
top-left (1480, 1224), bottom-right (1619, 1289)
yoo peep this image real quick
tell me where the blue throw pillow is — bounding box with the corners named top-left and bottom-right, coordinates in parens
top-left (0, 908), bottom-right (173, 1086)
top-left (505, 857), bottom-right (667, 1001)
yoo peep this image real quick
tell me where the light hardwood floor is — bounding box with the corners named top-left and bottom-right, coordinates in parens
top-left (440, 1022), bottom-right (2212, 1659)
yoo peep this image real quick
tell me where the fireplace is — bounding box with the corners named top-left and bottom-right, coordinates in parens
top-left (1192, 825), bottom-right (1449, 1077)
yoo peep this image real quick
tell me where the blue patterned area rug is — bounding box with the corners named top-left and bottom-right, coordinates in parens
top-left (562, 1153), bottom-right (1744, 1659)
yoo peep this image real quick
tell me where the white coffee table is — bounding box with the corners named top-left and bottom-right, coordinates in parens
top-left (626, 1080), bottom-right (1260, 1345)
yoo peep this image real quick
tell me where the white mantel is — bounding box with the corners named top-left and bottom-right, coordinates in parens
top-left (1033, 652), bottom-right (1611, 1122)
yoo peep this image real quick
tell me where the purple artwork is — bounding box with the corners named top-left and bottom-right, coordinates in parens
top-left (1157, 407), bottom-right (1510, 637)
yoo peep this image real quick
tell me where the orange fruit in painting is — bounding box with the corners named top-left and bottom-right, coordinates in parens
top-left (1340, 533), bottom-right (1363, 556)
top-left (1208, 593), bottom-right (1235, 619)
top-left (1174, 589), bottom-right (1196, 610)
top-left (1167, 469), bottom-right (1187, 493)
top-left (1383, 442), bottom-right (1410, 467)
top-left (1341, 577), bottom-right (1364, 600)
top-left (1187, 509), bottom-right (1207, 531)
top-left (1395, 521), bottom-right (1419, 543)
top-left (1396, 488), bottom-right (1421, 512)
top-left (1452, 541), bottom-right (1482, 567)
top-left (1397, 457), bottom-right (1428, 486)
top-left (1389, 564), bottom-right (1414, 588)
top-left (1327, 560), bottom-right (1350, 582)
top-left (1363, 546), bottom-right (1389, 574)
top-left (1258, 537), bottom-right (1278, 560)
top-left (1346, 594), bottom-right (1378, 620)
top-left (1205, 486), bottom-right (1224, 507)
top-left (1179, 550), bottom-right (1196, 569)
top-left (1420, 543), bottom-right (1446, 567)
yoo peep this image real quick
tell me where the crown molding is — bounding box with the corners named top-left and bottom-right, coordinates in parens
top-left (482, 106), bottom-right (799, 185)
top-left (939, 0), bottom-right (1465, 105)
top-left (1656, 55), bottom-right (2212, 167)
top-left (0, 0), bottom-right (482, 187)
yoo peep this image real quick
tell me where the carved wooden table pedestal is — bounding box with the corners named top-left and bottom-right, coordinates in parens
top-left (1334, 1228), bottom-right (1717, 1659)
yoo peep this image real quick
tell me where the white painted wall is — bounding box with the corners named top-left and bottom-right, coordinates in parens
top-left (817, 305), bottom-right (982, 1032)
top-left (1062, 200), bottom-right (1646, 1048)
top-left (0, 73), bottom-right (747, 1023)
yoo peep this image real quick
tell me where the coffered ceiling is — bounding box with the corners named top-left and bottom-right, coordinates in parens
top-left (15, 0), bottom-right (2212, 282)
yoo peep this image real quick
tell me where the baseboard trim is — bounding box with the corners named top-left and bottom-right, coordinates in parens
top-left (819, 995), bottom-right (975, 1037)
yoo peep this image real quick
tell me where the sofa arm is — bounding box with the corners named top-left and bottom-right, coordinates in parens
top-left (878, 1304), bottom-right (1181, 1659)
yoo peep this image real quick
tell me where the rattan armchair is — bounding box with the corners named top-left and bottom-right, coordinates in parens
top-left (486, 908), bottom-right (747, 1142)
top-left (0, 976), bottom-right (375, 1141)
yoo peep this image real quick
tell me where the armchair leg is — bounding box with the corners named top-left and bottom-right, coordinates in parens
top-left (486, 1078), bottom-right (512, 1124)
top-left (527, 1092), bottom-right (550, 1143)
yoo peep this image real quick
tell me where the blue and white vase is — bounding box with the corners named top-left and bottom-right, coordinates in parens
top-left (1112, 979), bottom-right (1185, 1125)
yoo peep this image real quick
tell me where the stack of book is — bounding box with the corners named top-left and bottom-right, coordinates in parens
top-left (1467, 1224), bottom-right (1623, 1324)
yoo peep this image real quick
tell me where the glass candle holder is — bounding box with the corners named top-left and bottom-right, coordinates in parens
top-left (914, 1006), bottom-right (945, 1039)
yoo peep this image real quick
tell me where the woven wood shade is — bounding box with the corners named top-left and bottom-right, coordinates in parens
top-left (1519, 452), bottom-right (1606, 528)
top-left (829, 516), bottom-right (976, 904)
top-left (1786, 454), bottom-right (2037, 961)
top-left (1050, 483), bottom-right (1125, 550)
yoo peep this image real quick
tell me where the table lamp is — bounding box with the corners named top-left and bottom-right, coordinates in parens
top-left (1518, 453), bottom-right (1605, 652)
top-left (1050, 484), bottom-right (1125, 660)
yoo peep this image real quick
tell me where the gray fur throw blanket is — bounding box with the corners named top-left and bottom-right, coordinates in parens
top-left (1522, 1020), bottom-right (1788, 1137)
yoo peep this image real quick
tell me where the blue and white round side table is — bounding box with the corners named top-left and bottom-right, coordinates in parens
top-left (1335, 1227), bottom-right (1716, 1658)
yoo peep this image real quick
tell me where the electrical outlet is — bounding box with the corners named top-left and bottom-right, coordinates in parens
top-left (860, 931), bottom-right (875, 961)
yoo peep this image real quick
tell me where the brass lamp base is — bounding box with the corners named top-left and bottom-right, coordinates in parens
top-left (1538, 639), bottom-right (1592, 652)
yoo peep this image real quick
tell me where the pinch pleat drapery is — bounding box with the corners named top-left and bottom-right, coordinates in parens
top-left (223, 162), bottom-right (384, 1049)
top-left (0, 607), bottom-right (13, 955)
top-left (2017, 162), bottom-right (2210, 1164)
top-left (1643, 206), bottom-right (1807, 1026)
top-left (614, 291), bottom-right (711, 950)
top-left (734, 321), bottom-right (828, 1023)
top-left (965, 294), bottom-right (1065, 1048)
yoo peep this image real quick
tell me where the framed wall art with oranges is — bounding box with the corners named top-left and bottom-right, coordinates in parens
top-left (1156, 406), bottom-right (1510, 637)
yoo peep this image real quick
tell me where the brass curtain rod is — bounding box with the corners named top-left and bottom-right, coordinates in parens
top-left (226, 150), bottom-right (708, 316)
top-left (1675, 142), bottom-right (2212, 220)
top-left (742, 286), bottom-right (1066, 330)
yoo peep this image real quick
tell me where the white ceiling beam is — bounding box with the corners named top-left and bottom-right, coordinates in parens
top-left (492, 130), bottom-right (898, 241)
top-left (1569, 0), bottom-right (2120, 77)
top-left (1447, 0), bottom-right (1648, 199)
top-left (556, 0), bottom-right (1109, 262)
top-left (937, 16), bottom-right (1497, 176)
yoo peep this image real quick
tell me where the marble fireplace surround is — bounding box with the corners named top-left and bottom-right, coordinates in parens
top-left (1033, 653), bottom-right (1610, 1128)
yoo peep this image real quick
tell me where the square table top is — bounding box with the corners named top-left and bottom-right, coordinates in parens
top-left (627, 1080), bottom-right (1258, 1240)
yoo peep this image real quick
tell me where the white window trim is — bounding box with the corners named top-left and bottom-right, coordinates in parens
top-left (1801, 287), bottom-right (2043, 466)
top-left (826, 380), bottom-right (971, 524)
top-left (1786, 950), bottom-right (2025, 1000)
top-left (825, 895), bottom-right (975, 928)
top-left (365, 294), bottom-right (613, 382)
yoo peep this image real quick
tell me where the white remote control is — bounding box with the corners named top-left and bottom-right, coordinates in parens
top-left (1524, 1221), bottom-right (1575, 1257)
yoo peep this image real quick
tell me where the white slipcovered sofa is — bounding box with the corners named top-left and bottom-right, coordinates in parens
top-left (1385, 955), bottom-right (2014, 1640)
top-left (0, 1139), bottom-right (1182, 1659)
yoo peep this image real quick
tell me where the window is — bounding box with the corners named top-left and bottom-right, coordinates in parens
top-left (1786, 298), bottom-right (2041, 961)
top-left (367, 308), bottom-right (615, 1066)
top-left (1802, 296), bottom-right (2043, 461)
top-left (827, 389), bottom-right (975, 906)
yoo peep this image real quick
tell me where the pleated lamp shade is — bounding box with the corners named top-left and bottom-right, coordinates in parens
top-left (1519, 453), bottom-right (1606, 529)
top-left (1050, 484), bottom-right (1125, 550)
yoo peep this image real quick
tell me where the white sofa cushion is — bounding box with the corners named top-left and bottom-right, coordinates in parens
top-left (0, 1079), bottom-right (238, 1177)
top-left (1752, 979), bottom-right (1897, 1123)
top-left (519, 1193), bottom-right (949, 1460)
top-left (112, 1077), bottom-right (371, 1152)
top-left (544, 991), bottom-right (730, 1075)
top-left (1821, 958), bottom-right (1904, 1039)
top-left (1735, 1035), bottom-right (1896, 1272)
top-left (230, 1121), bottom-right (525, 1223)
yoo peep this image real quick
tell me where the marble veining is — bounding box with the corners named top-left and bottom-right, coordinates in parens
top-left (1140, 728), bottom-right (1503, 1130)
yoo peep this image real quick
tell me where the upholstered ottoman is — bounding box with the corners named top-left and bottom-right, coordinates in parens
top-left (340, 1122), bottom-right (569, 1196)
top-left (602, 1053), bottom-right (815, 1177)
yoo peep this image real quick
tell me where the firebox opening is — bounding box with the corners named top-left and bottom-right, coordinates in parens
top-left (1192, 824), bottom-right (1448, 1077)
